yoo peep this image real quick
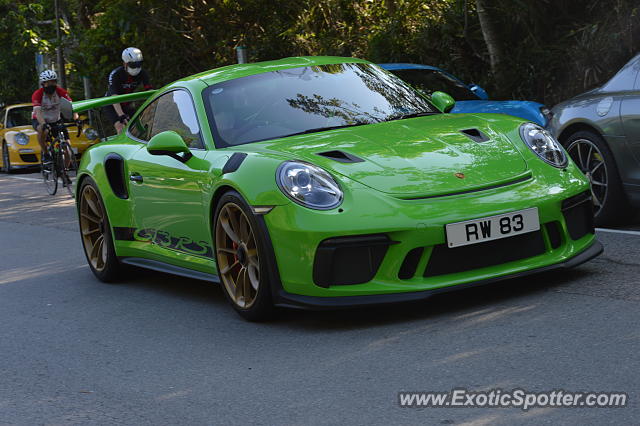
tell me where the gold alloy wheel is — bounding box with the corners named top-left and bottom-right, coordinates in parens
top-left (215, 203), bottom-right (260, 308)
top-left (79, 184), bottom-right (108, 272)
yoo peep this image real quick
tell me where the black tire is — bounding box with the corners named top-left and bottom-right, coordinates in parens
top-left (1, 142), bottom-right (12, 173)
top-left (213, 190), bottom-right (275, 321)
top-left (564, 130), bottom-right (631, 226)
top-left (78, 177), bottom-right (123, 282)
top-left (61, 142), bottom-right (77, 196)
top-left (42, 157), bottom-right (58, 195)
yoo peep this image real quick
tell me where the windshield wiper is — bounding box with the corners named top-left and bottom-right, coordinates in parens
top-left (283, 122), bottom-right (371, 138)
top-left (385, 111), bottom-right (438, 121)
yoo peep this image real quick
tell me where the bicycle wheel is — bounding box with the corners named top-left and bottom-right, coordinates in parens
top-left (61, 142), bottom-right (77, 196)
top-left (42, 157), bottom-right (57, 195)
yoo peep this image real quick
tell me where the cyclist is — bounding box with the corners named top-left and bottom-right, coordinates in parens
top-left (32, 69), bottom-right (77, 167)
top-left (104, 47), bottom-right (153, 134)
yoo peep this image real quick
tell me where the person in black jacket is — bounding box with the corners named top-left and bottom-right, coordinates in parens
top-left (104, 47), bottom-right (153, 134)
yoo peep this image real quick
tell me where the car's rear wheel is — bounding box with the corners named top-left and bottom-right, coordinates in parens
top-left (565, 130), bottom-right (631, 226)
top-left (1, 142), bottom-right (12, 173)
top-left (78, 178), bottom-right (122, 282)
top-left (214, 190), bottom-right (274, 321)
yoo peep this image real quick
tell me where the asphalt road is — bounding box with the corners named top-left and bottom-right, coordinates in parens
top-left (1, 171), bottom-right (639, 425)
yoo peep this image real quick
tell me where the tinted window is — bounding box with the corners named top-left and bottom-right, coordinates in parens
top-left (6, 107), bottom-right (32, 127)
top-left (389, 69), bottom-right (478, 101)
top-left (203, 62), bottom-right (437, 147)
top-left (128, 101), bottom-right (157, 141)
top-left (150, 90), bottom-right (203, 149)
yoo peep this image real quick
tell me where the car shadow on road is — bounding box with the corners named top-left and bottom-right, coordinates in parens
top-left (274, 268), bottom-right (592, 330)
top-left (116, 264), bottom-right (592, 330)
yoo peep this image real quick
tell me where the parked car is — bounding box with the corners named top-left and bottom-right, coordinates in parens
top-left (547, 53), bottom-right (640, 225)
top-left (73, 57), bottom-right (601, 321)
top-left (379, 63), bottom-right (552, 126)
top-left (0, 103), bottom-right (100, 173)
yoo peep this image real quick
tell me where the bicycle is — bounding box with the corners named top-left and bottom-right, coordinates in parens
top-left (41, 120), bottom-right (82, 196)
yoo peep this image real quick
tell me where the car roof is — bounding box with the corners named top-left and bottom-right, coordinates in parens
top-left (186, 56), bottom-right (372, 87)
top-left (378, 63), bottom-right (443, 72)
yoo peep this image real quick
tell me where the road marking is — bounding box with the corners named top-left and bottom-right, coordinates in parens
top-left (6, 175), bottom-right (41, 182)
top-left (596, 228), bottom-right (640, 236)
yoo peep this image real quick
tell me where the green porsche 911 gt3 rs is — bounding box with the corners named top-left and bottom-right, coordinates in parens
top-left (73, 56), bottom-right (602, 320)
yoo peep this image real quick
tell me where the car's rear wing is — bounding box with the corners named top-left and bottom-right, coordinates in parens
top-left (71, 90), bottom-right (157, 114)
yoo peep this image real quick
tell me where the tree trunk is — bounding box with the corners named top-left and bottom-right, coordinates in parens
top-left (384, 0), bottom-right (397, 16)
top-left (475, 0), bottom-right (505, 87)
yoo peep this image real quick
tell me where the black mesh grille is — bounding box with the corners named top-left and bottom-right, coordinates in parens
top-left (562, 192), bottom-right (594, 240)
top-left (313, 234), bottom-right (393, 287)
top-left (19, 154), bottom-right (38, 163)
top-left (398, 247), bottom-right (424, 280)
top-left (424, 230), bottom-right (546, 277)
top-left (545, 221), bottom-right (563, 249)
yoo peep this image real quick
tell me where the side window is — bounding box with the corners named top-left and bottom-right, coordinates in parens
top-left (128, 101), bottom-right (157, 141)
top-left (150, 90), bottom-right (204, 149)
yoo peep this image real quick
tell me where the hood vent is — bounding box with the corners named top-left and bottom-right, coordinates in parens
top-left (316, 150), bottom-right (365, 163)
top-left (461, 128), bottom-right (490, 143)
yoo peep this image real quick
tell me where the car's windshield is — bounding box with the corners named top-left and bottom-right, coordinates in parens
top-left (389, 68), bottom-right (478, 101)
top-left (6, 107), bottom-right (32, 127)
top-left (203, 62), bottom-right (438, 147)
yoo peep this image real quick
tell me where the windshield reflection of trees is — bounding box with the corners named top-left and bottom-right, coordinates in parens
top-left (284, 63), bottom-right (435, 127)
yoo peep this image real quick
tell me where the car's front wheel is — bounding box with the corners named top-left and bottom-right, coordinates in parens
top-left (565, 130), bottom-right (631, 226)
top-left (78, 178), bottom-right (123, 282)
top-left (1, 142), bottom-right (11, 173)
top-left (213, 190), bottom-right (274, 321)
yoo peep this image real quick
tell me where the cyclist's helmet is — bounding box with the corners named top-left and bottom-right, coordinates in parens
top-left (39, 69), bottom-right (58, 84)
top-left (122, 47), bottom-right (143, 76)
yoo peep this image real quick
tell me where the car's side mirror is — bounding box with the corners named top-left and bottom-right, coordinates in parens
top-left (469, 84), bottom-right (489, 100)
top-left (0, 123), bottom-right (4, 129)
top-left (147, 131), bottom-right (193, 163)
top-left (431, 91), bottom-right (456, 113)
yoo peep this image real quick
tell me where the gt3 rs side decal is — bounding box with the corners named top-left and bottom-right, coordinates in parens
top-left (113, 227), bottom-right (213, 259)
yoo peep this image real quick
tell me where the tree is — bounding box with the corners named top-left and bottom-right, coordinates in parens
top-left (474, 0), bottom-right (504, 87)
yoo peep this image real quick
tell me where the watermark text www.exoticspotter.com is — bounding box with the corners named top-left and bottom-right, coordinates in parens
top-left (398, 389), bottom-right (627, 411)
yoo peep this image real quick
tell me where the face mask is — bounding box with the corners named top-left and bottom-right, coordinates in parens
top-left (44, 85), bottom-right (57, 95)
top-left (127, 66), bottom-right (141, 76)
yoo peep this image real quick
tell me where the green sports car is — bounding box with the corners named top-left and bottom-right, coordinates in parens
top-left (73, 56), bottom-right (602, 320)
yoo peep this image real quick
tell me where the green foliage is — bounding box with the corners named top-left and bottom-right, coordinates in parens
top-left (0, 0), bottom-right (638, 107)
top-left (0, 1), bottom-right (45, 103)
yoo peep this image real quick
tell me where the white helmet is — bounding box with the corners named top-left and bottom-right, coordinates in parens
top-left (122, 47), bottom-right (143, 63)
top-left (39, 69), bottom-right (58, 84)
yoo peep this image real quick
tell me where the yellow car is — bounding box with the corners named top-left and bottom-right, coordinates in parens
top-left (0, 103), bottom-right (100, 172)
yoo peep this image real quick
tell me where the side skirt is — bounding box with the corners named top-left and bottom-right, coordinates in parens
top-left (119, 257), bottom-right (220, 283)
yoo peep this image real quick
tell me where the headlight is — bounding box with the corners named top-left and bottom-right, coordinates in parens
top-left (519, 122), bottom-right (567, 168)
top-left (83, 128), bottom-right (99, 141)
top-left (15, 132), bottom-right (29, 145)
top-left (276, 161), bottom-right (343, 210)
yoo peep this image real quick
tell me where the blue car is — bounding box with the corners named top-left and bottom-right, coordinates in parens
top-left (379, 63), bottom-right (552, 126)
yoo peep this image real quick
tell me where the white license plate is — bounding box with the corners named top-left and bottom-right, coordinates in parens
top-left (445, 208), bottom-right (540, 248)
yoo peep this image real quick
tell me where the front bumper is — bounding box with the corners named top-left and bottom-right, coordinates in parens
top-left (274, 239), bottom-right (602, 309)
top-left (263, 163), bottom-right (598, 299)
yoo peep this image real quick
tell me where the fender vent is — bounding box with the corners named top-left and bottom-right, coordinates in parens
top-left (461, 128), bottom-right (490, 143)
top-left (104, 153), bottom-right (128, 199)
top-left (316, 150), bottom-right (365, 163)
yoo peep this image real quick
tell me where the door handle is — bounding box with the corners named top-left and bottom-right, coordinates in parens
top-left (129, 173), bottom-right (143, 183)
